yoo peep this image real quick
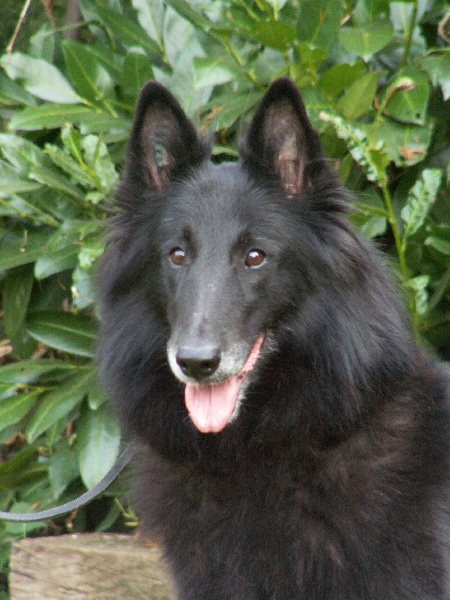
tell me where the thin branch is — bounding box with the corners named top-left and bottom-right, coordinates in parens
top-left (5, 0), bottom-right (33, 57)
top-left (437, 8), bottom-right (450, 44)
top-left (41, 0), bottom-right (55, 29)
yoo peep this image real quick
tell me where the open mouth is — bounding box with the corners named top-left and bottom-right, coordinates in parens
top-left (184, 334), bottom-right (264, 434)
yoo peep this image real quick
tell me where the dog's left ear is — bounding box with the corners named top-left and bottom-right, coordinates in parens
top-left (126, 82), bottom-right (208, 192)
top-left (241, 78), bottom-right (322, 197)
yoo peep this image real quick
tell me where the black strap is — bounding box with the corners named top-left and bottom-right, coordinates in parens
top-left (0, 445), bottom-right (134, 523)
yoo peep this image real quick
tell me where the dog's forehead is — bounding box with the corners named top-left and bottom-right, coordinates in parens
top-left (164, 162), bottom-right (263, 222)
top-left (184, 162), bottom-right (255, 204)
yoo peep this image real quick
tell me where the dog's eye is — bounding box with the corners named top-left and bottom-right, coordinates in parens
top-left (245, 249), bottom-right (266, 268)
top-left (169, 247), bottom-right (186, 266)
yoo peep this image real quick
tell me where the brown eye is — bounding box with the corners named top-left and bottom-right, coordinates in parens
top-left (245, 249), bottom-right (266, 268)
top-left (169, 247), bottom-right (186, 266)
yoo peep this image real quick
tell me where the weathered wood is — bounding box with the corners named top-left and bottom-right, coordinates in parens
top-left (10, 533), bottom-right (175, 599)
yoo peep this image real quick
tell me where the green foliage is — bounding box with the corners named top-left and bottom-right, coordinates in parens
top-left (0, 0), bottom-right (449, 574)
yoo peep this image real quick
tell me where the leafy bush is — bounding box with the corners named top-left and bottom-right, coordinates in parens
top-left (0, 0), bottom-right (448, 576)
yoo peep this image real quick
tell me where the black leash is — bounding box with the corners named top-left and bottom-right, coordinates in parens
top-left (0, 445), bottom-right (134, 523)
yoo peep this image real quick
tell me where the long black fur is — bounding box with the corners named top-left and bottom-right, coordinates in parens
top-left (98, 78), bottom-right (449, 599)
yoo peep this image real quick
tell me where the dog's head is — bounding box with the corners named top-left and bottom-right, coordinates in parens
top-left (109, 78), bottom-right (342, 434)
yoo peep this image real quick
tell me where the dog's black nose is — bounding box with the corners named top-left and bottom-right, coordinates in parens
top-left (176, 346), bottom-right (220, 380)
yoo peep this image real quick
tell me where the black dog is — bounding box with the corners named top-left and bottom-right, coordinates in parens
top-left (98, 78), bottom-right (449, 599)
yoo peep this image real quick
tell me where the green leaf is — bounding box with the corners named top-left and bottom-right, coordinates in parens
top-left (29, 23), bottom-right (55, 63)
top-left (0, 133), bottom-right (85, 201)
top-left (0, 230), bottom-right (47, 270)
top-left (401, 169), bottom-right (442, 239)
top-left (372, 119), bottom-right (432, 167)
top-left (297, 86), bottom-right (331, 128)
top-left (2, 264), bottom-right (34, 339)
top-left (0, 133), bottom-right (45, 176)
top-left (163, 0), bottom-right (213, 33)
top-left (5, 502), bottom-right (45, 534)
top-left (0, 446), bottom-right (48, 506)
top-left (77, 402), bottom-right (121, 489)
top-left (0, 195), bottom-right (31, 221)
top-left (48, 440), bottom-right (79, 499)
top-left (31, 167), bottom-right (85, 202)
top-left (319, 112), bottom-right (389, 184)
top-left (0, 72), bottom-right (35, 106)
top-left (26, 369), bottom-right (96, 442)
top-left (0, 390), bottom-right (40, 434)
top-left (354, 0), bottom-right (390, 25)
top-left (1, 52), bottom-right (82, 104)
top-left (121, 50), bottom-right (154, 98)
top-left (358, 214), bottom-right (388, 239)
top-left (88, 382), bottom-right (107, 410)
top-left (61, 40), bottom-right (115, 111)
top-left (161, 10), bottom-right (203, 83)
top-left (80, 135), bottom-right (119, 192)
top-left (352, 190), bottom-right (387, 239)
top-left (389, 1), bottom-right (428, 39)
top-left (425, 235), bottom-right (450, 256)
top-left (420, 52), bottom-right (450, 101)
top-left (0, 384), bottom-right (17, 401)
top-left (95, 6), bottom-right (162, 57)
top-left (45, 126), bottom-right (118, 193)
top-left (193, 57), bottom-right (238, 89)
top-left (337, 72), bottom-right (379, 120)
top-left (34, 245), bottom-right (79, 280)
top-left (293, 44), bottom-right (328, 72)
top-left (339, 20), bottom-right (394, 60)
top-left (45, 143), bottom-right (93, 188)
top-left (8, 104), bottom-right (121, 132)
top-left (404, 275), bottom-right (429, 318)
top-left (0, 360), bottom-right (78, 384)
top-left (319, 63), bottom-right (365, 97)
top-left (297, 0), bottom-right (343, 50)
top-left (222, 6), bottom-right (255, 38)
top-left (383, 67), bottom-right (430, 125)
top-left (202, 91), bottom-right (262, 130)
top-left (78, 237), bottom-right (105, 270)
top-left (0, 159), bottom-right (42, 195)
top-left (132, 0), bottom-right (164, 48)
top-left (266, 0), bottom-right (289, 11)
top-left (253, 20), bottom-right (296, 51)
top-left (80, 45), bottom-right (125, 81)
top-left (72, 268), bottom-right (96, 310)
top-left (26, 312), bottom-right (97, 357)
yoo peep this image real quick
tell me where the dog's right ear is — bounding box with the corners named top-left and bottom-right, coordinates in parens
top-left (126, 82), bottom-right (207, 191)
top-left (241, 78), bottom-right (323, 197)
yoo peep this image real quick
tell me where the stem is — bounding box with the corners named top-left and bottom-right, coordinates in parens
top-left (399, 0), bottom-right (418, 68)
top-left (437, 8), bottom-right (450, 44)
top-left (380, 180), bottom-right (421, 324)
top-left (379, 179), bottom-right (408, 278)
top-left (273, 0), bottom-right (279, 21)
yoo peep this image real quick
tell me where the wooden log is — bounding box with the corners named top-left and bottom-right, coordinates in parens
top-left (10, 533), bottom-right (175, 599)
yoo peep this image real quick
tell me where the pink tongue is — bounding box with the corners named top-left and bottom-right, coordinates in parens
top-left (184, 335), bottom-right (264, 434)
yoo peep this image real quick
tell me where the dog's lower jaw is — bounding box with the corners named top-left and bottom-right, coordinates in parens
top-left (227, 375), bottom-right (253, 425)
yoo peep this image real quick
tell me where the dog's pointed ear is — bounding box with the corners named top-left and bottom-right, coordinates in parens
top-left (241, 78), bottom-right (322, 197)
top-left (126, 82), bottom-right (207, 191)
